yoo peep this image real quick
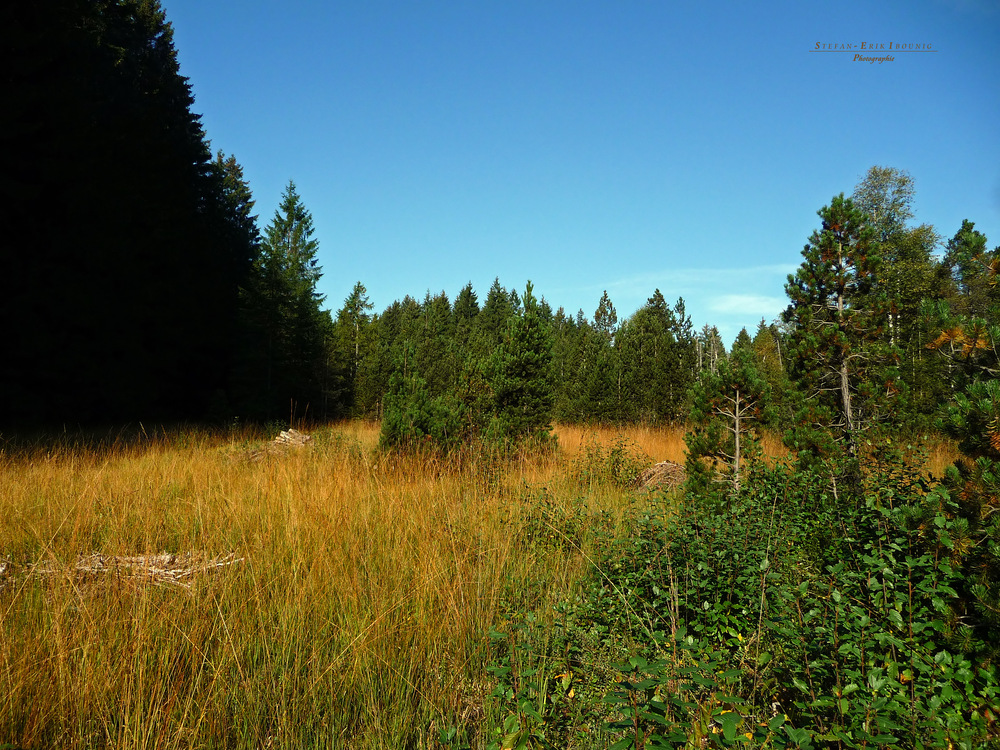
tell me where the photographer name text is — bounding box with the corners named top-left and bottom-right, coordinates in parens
top-left (813, 42), bottom-right (937, 63)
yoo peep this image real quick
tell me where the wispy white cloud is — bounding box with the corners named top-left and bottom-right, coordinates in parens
top-left (709, 294), bottom-right (787, 316)
top-left (548, 263), bottom-right (797, 343)
top-left (573, 264), bottom-right (797, 310)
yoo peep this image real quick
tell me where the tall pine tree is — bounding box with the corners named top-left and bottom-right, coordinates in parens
top-left (783, 194), bottom-right (899, 464)
top-left (2, 0), bottom-right (253, 423)
top-left (247, 181), bottom-right (332, 420)
top-left (484, 282), bottom-right (556, 446)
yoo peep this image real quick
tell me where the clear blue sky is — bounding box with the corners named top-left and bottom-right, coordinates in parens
top-left (161, 0), bottom-right (999, 345)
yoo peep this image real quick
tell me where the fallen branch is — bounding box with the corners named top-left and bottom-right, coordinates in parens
top-left (26, 551), bottom-right (243, 589)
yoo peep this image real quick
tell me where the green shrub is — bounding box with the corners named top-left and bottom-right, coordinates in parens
top-left (571, 436), bottom-right (652, 490)
top-left (490, 454), bottom-right (1000, 748)
top-left (379, 369), bottom-right (465, 452)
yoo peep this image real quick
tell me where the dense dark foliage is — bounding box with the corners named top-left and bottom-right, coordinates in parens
top-left (3, 0), bottom-right (254, 424)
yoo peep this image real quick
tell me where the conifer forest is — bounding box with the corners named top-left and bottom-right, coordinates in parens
top-left (2, 2), bottom-right (998, 749)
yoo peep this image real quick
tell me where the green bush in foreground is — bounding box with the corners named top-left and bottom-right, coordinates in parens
top-left (490, 455), bottom-right (1000, 749)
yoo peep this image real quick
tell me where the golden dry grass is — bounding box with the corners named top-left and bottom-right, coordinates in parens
top-left (554, 423), bottom-right (688, 464)
top-left (922, 435), bottom-right (962, 478)
top-left (553, 423), bottom-right (791, 467)
top-left (0, 423), bottom-right (641, 749)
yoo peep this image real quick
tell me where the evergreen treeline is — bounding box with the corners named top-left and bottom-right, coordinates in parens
top-left (324, 280), bottom-right (706, 445)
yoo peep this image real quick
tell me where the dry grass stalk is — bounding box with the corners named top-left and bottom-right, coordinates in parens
top-left (554, 423), bottom-right (689, 463)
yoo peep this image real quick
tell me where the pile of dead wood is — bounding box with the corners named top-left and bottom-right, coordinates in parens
top-left (247, 428), bottom-right (314, 462)
top-left (3, 551), bottom-right (242, 590)
top-left (634, 460), bottom-right (687, 493)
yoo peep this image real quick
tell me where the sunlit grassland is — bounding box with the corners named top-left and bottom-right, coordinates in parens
top-left (557, 422), bottom-right (790, 468)
top-left (0, 423), bottom-right (645, 749)
top-left (0, 421), bottom-right (960, 748)
top-left (556, 422), bottom-right (961, 477)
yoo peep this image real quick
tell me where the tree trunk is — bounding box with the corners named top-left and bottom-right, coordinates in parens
top-left (836, 238), bottom-right (855, 448)
top-left (733, 388), bottom-right (741, 491)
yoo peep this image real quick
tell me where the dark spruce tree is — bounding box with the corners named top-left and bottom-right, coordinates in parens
top-left (483, 282), bottom-right (556, 447)
top-left (245, 181), bottom-right (332, 420)
top-left (354, 298), bottom-right (421, 420)
top-left (584, 296), bottom-right (622, 423)
top-left (453, 282), bottom-right (480, 358)
top-left (550, 309), bottom-right (592, 422)
top-left (217, 152), bottom-right (268, 418)
top-left (329, 282), bottom-right (374, 416)
top-left (731, 327), bottom-right (753, 355)
top-left (2, 0), bottom-right (256, 424)
top-left (415, 291), bottom-right (459, 398)
top-left (460, 280), bottom-right (516, 428)
top-left (472, 278), bottom-right (516, 355)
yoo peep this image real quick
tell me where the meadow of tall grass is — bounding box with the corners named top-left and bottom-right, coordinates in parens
top-left (0, 423), bottom-right (649, 749)
top-left (0, 422), bottom-right (959, 749)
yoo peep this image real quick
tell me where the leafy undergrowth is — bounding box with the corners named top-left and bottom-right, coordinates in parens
top-left (482, 453), bottom-right (1000, 750)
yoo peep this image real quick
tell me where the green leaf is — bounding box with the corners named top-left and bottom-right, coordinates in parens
top-left (501, 729), bottom-right (523, 750)
top-left (717, 694), bottom-right (748, 704)
top-left (519, 701), bottom-right (542, 722)
top-left (639, 711), bottom-right (670, 726)
top-left (629, 655), bottom-right (648, 670)
top-left (720, 711), bottom-right (741, 742)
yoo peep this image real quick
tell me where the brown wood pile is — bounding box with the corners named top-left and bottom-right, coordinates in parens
top-left (247, 428), bottom-right (314, 462)
top-left (634, 460), bottom-right (687, 493)
top-left (6, 551), bottom-right (242, 589)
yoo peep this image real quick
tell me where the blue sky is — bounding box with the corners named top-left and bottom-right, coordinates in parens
top-left (161, 0), bottom-right (1000, 345)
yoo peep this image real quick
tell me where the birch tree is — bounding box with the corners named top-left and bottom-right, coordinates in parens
top-left (686, 348), bottom-right (770, 494)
